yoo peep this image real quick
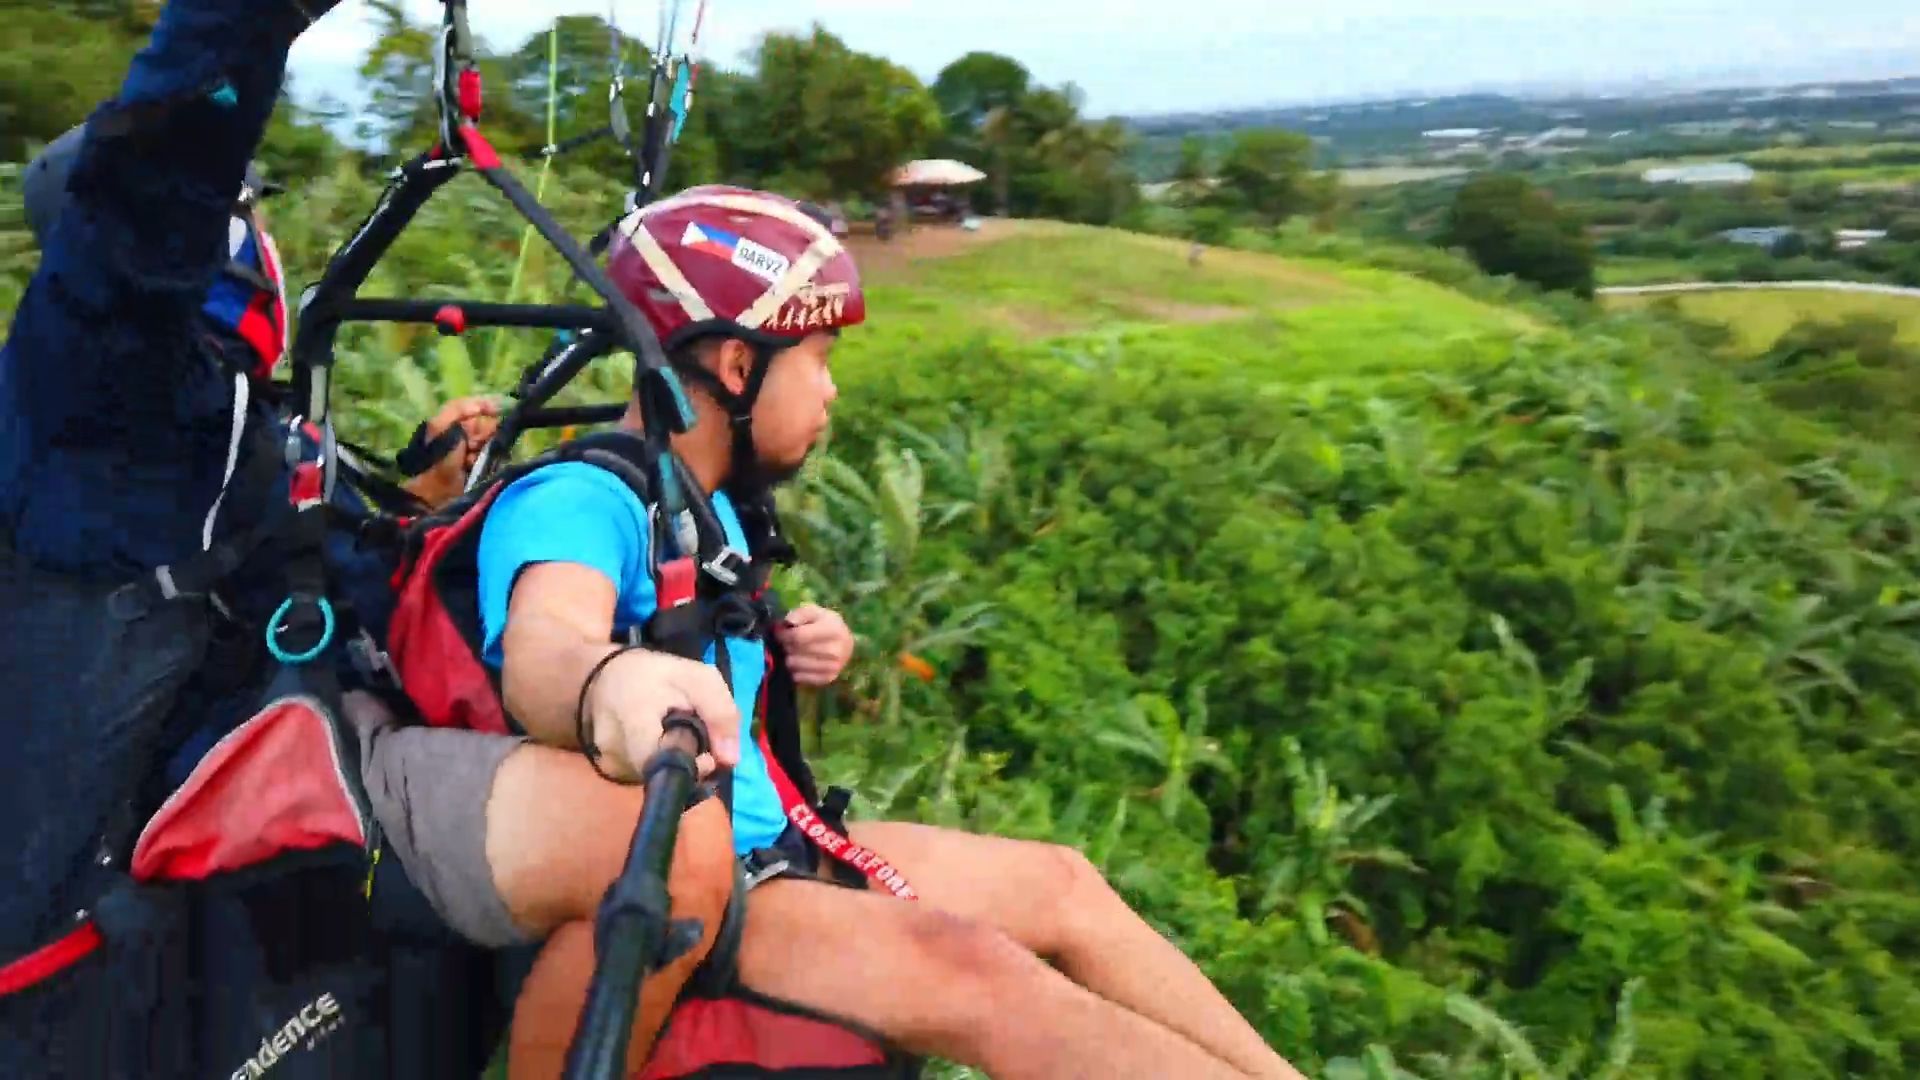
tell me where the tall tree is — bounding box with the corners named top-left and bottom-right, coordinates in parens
top-left (1170, 134), bottom-right (1211, 207)
top-left (1033, 115), bottom-right (1138, 225)
top-left (717, 25), bottom-right (942, 199)
top-left (501, 15), bottom-right (643, 184)
top-left (1211, 129), bottom-right (1314, 224)
top-left (932, 52), bottom-right (1034, 216)
top-left (1440, 173), bottom-right (1596, 297)
top-left (356, 1), bottom-right (438, 152)
top-left (932, 51), bottom-right (1031, 135)
top-left (992, 84), bottom-right (1140, 226)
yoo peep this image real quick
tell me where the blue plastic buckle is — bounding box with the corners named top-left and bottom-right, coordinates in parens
top-left (266, 595), bottom-right (336, 665)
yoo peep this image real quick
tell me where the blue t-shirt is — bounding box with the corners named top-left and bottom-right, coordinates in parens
top-left (474, 462), bottom-right (786, 855)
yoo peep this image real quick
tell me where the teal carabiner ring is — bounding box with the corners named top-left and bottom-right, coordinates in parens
top-left (266, 596), bottom-right (336, 666)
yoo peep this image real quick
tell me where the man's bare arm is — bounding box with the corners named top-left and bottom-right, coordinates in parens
top-left (499, 563), bottom-right (624, 748)
top-left (500, 563), bottom-right (741, 780)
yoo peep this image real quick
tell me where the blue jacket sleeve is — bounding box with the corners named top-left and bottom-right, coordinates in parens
top-left (1, 0), bottom-right (324, 441)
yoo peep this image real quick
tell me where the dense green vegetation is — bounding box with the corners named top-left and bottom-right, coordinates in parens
top-left (1435, 175), bottom-right (1597, 298)
top-left (800, 223), bottom-right (1920, 1079)
top-left (1599, 297), bottom-right (1920, 459)
top-left (6, 6), bottom-right (1920, 1078)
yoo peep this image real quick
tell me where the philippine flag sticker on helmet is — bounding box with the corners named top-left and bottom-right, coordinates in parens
top-left (680, 221), bottom-right (791, 284)
top-left (681, 221), bottom-right (737, 258)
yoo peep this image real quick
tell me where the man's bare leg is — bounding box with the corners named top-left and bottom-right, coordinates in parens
top-left (850, 821), bottom-right (1304, 1080)
top-left (486, 747), bottom-right (737, 1077)
top-left (734, 876), bottom-right (1249, 1080)
top-left (508, 921), bottom-right (692, 1079)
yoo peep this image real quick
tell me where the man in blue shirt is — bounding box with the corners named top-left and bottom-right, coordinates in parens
top-left (477, 460), bottom-right (791, 851)
top-left (478, 186), bottom-right (1305, 1079)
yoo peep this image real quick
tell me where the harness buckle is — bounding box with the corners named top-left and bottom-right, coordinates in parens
top-left (348, 628), bottom-right (401, 690)
top-left (741, 852), bottom-right (792, 891)
top-left (710, 593), bottom-right (771, 640)
top-left (266, 594), bottom-right (336, 666)
top-left (702, 545), bottom-right (749, 588)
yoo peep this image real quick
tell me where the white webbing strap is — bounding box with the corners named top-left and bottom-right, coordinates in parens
top-left (201, 372), bottom-right (250, 552)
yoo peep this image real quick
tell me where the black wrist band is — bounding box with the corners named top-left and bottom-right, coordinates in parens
top-left (575, 645), bottom-right (646, 782)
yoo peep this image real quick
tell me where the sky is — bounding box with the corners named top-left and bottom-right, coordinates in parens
top-left (287, 1), bottom-right (1920, 119)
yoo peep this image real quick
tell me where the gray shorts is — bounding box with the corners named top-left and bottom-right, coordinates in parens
top-left (339, 691), bottom-right (530, 948)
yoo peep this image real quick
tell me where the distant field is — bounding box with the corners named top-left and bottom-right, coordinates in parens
top-left (1597, 257), bottom-right (1706, 287)
top-left (1588, 141), bottom-right (1920, 185)
top-left (1338, 166), bottom-right (1468, 188)
top-left (1797, 163), bottom-right (1920, 185)
top-left (1605, 287), bottom-right (1920, 351)
top-left (1743, 143), bottom-right (1920, 165)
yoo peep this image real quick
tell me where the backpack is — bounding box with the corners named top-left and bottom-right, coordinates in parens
top-left (0, 427), bottom-right (505, 1080)
top-left (371, 428), bottom-right (926, 1078)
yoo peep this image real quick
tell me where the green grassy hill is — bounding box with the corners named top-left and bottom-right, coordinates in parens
top-left (1604, 287), bottom-right (1920, 352)
top-left (844, 221), bottom-right (1546, 383)
top-left (5, 172), bottom-right (1917, 1078)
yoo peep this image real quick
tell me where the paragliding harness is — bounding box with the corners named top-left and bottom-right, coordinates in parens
top-left (0, 408), bottom-right (509, 1079)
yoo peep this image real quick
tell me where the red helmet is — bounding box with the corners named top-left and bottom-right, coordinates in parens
top-left (605, 185), bottom-right (866, 352)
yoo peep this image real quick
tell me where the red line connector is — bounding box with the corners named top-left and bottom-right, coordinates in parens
top-left (458, 69), bottom-right (484, 123)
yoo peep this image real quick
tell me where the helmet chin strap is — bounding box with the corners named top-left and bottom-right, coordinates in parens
top-left (723, 341), bottom-right (785, 494)
top-left (675, 339), bottom-right (786, 494)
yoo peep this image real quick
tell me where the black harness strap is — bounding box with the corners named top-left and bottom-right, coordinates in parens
top-left (334, 443), bottom-right (429, 518)
top-left (393, 422), bottom-right (468, 479)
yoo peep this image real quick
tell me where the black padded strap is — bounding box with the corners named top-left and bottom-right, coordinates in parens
top-left (394, 420), bottom-right (467, 478)
top-left (106, 512), bottom-right (281, 621)
top-left (334, 445), bottom-right (428, 516)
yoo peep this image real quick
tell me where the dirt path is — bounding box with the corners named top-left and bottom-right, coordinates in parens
top-left (844, 218), bottom-right (1017, 280)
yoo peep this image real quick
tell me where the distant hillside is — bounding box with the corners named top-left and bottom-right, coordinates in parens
top-left (1124, 76), bottom-right (1920, 137)
top-left (1123, 77), bottom-right (1920, 174)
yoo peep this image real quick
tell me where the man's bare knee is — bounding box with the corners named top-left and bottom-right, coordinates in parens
top-left (1042, 842), bottom-right (1105, 896)
top-left (895, 910), bottom-right (1041, 1044)
top-left (1016, 841), bottom-right (1112, 950)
